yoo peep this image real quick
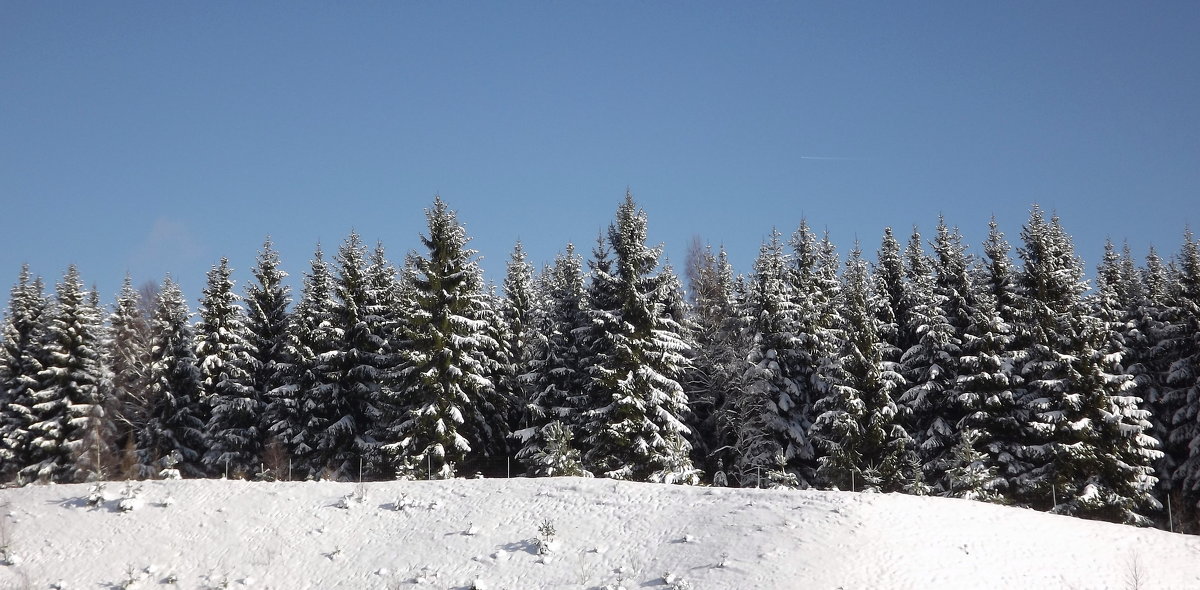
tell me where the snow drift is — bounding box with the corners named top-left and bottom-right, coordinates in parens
top-left (1, 477), bottom-right (1197, 589)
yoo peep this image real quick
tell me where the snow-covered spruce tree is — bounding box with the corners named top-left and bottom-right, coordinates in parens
top-left (19, 266), bottom-right (112, 483)
top-left (306, 232), bottom-right (389, 479)
top-left (899, 223), bottom-right (963, 491)
top-left (242, 238), bottom-right (295, 477)
top-left (944, 428), bottom-right (1003, 503)
top-left (684, 243), bottom-right (744, 480)
top-left (873, 228), bottom-right (912, 365)
top-left (197, 258), bottom-right (259, 478)
top-left (276, 245), bottom-right (337, 478)
top-left (517, 244), bottom-right (591, 476)
top-left (732, 229), bottom-right (809, 487)
top-left (384, 197), bottom-right (505, 479)
top-left (578, 192), bottom-right (698, 483)
top-left (1163, 231), bottom-right (1200, 530)
top-left (1015, 207), bottom-right (1160, 525)
top-left (498, 241), bottom-right (544, 449)
top-left (522, 419), bottom-right (590, 478)
top-left (956, 218), bottom-right (1026, 501)
top-left (138, 277), bottom-right (207, 478)
top-left (108, 275), bottom-right (153, 477)
top-left (0, 266), bottom-right (48, 483)
top-left (812, 244), bottom-right (915, 492)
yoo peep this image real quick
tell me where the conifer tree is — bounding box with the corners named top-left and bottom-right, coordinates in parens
top-left (277, 245), bottom-right (337, 477)
top-left (243, 238), bottom-right (295, 477)
top-left (139, 277), bottom-right (207, 477)
top-left (578, 192), bottom-right (697, 483)
top-left (734, 229), bottom-right (809, 487)
top-left (108, 275), bottom-right (152, 475)
top-left (385, 197), bottom-right (505, 479)
top-left (517, 245), bottom-right (590, 475)
top-left (1164, 231), bottom-right (1200, 529)
top-left (498, 241), bottom-right (543, 446)
top-left (21, 266), bottom-right (110, 483)
top-left (0, 266), bottom-right (48, 483)
top-left (197, 258), bottom-right (258, 477)
top-left (307, 232), bottom-right (389, 478)
top-left (812, 245), bottom-right (915, 492)
top-left (1015, 207), bottom-right (1160, 524)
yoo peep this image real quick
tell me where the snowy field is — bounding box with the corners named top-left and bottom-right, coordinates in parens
top-left (1, 477), bottom-right (1198, 590)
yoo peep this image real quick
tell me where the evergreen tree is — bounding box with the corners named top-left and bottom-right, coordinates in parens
top-left (139, 277), bottom-right (207, 477)
top-left (278, 245), bottom-right (337, 477)
top-left (578, 192), bottom-right (697, 483)
top-left (385, 197), bottom-right (505, 479)
top-left (945, 428), bottom-right (1004, 503)
top-left (307, 232), bottom-right (388, 478)
top-left (0, 266), bottom-right (48, 483)
top-left (1164, 231), bottom-right (1200, 530)
top-left (498, 241), bottom-right (543, 448)
top-left (517, 245), bottom-right (590, 475)
top-left (734, 229), bottom-right (809, 487)
top-left (899, 222), bottom-right (963, 490)
top-left (812, 245), bottom-right (915, 492)
top-left (243, 238), bottom-right (295, 477)
top-left (957, 218), bottom-right (1026, 500)
top-left (20, 266), bottom-right (110, 483)
top-left (1015, 207), bottom-right (1160, 525)
top-left (108, 274), bottom-right (152, 476)
top-left (197, 258), bottom-right (258, 477)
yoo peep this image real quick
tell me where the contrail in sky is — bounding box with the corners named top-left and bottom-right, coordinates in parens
top-left (799, 155), bottom-right (859, 161)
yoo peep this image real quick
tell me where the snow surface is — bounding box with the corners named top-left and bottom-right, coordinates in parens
top-left (1, 477), bottom-right (1198, 589)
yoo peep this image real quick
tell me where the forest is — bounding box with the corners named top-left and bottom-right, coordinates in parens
top-left (0, 192), bottom-right (1197, 534)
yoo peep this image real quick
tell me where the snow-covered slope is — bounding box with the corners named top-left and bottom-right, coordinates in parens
top-left (1, 478), bottom-right (1197, 589)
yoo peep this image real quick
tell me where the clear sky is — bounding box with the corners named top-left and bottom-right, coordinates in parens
top-left (2, 2), bottom-right (1197, 304)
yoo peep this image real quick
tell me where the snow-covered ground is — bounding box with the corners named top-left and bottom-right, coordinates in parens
top-left (1, 477), bottom-right (1197, 589)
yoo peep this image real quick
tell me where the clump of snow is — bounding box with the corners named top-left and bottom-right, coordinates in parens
top-left (0, 478), bottom-right (1197, 589)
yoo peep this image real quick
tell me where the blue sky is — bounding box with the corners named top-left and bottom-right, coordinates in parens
top-left (2, 2), bottom-right (1197, 304)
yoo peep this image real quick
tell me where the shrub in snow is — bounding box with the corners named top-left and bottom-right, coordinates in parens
top-left (534, 519), bottom-right (558, 555)
top-left (85, 482), bottom-right (106, 508)
top-left (118, 483), bottom-right (143, 512)
top-left (335, 485), bottom-right (366, 509)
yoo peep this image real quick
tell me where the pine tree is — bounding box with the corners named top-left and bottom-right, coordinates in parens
top-left (1015, 207), bottom-right (1160, 525)
top-left (733, 229), bottom-right (808, 487)
top-left (20, 266), bottom-right (111, 483)
top-left (307, 232), bottom-right (389, 478)
top-left (517, 245), bottom-right (590, 475)
top-left (243, 238), bottom-right (295, 477)
top-left (812, 244), bottom-right (915, 492)
top-left (108, 274), bottom-right (152, 476)
top-left (385, 197), bottom-right (505, 479)
top-left (1164, 231), bottom-right (1200, 530)
top-left (139, 277), bottom-right (207, 477)
top-left (197, 258), bottom-right (258, 477)
top-left (0, 266), bottom-right (48, 483)
top-left (578, 192), bottom-right (698, 483)
top-left (899, 222), bottom-right (963, 491)
top-left (279, 245), bottom-right (337, 477)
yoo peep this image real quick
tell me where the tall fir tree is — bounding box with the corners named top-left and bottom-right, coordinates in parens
top-left (139, 277), bottom-right (207, 477)
top-left (108, 275), bottom-right (152, 476)
top-left (242, 238), bottom-right (296, 477)
top-left (307, 232), bottom-right (389, 478)
top-left (197, 258), bottom-right (258, 477)
top-left (1163, 231), bottom-right (1200, 530)
top-left (812, 244), bottom-right (915, 492)
top-left (0, 266), bottom-right (48, 483)
top-left (384, 197), bottom-right (505, 479)
top-left (21, 266), bottom-right (110, 483)
top-left (1015, 207), bottom-right (1160, 524)
top-left (578, 192), bottom-right (699, 483)
top-left (498, 241), bottom-right (543, 447)
top-left (517, 244), bottom-right (591, 476)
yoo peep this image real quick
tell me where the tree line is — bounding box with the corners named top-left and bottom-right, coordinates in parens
top-left (0, 192), bottom-right (1197, 532)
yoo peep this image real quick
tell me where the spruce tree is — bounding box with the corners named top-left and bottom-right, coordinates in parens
top-left (1015, 207), bottom-right (1160, 524)
top-left (243, 238), bottom-right (295, 477)
top-left (197, 258), bottom-right (258, 477)
top-left (498, 241), bottom-right (543, 448)
top-left (0, 266), bottom-right (48, 483)
top-left (21, 266), bottom-right (110, 483)
top-left (517, 245), bottom-right (590, 475)
top-left (385, 197), bottom-right (504, 479)
top-left (578, 192), bottom-right (698, 483)
top-left (139, 277), bottom-right (207, 477)
top-left (1164, 231), bottom-right (1200, 530)
top-left (108, 275), bottom-right (152, 476)
top-left (812, 245), bottom-right (915, 492)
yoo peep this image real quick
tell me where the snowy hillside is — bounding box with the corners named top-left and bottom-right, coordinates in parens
top-left (1, 478), bottom-right (1197, 590)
